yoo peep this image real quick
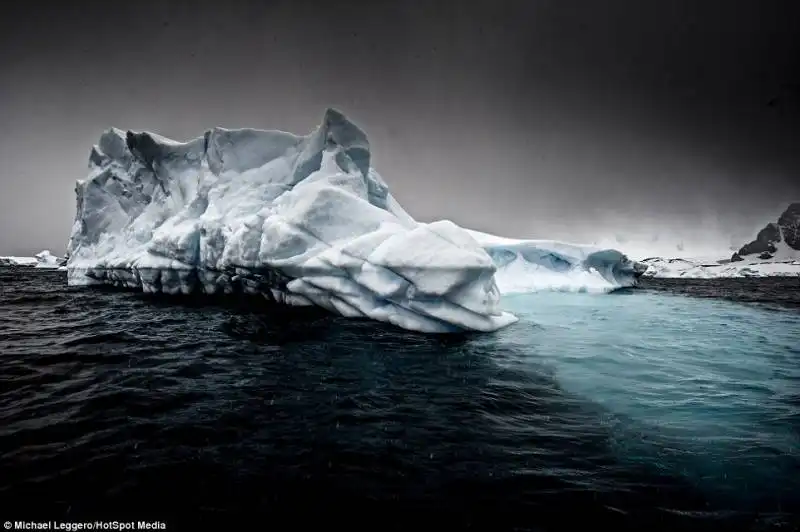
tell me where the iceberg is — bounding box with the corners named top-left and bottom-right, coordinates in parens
top-left (67, 108), bottom-right (644, 333)
top-left (0, 250), bottom-right (65, 268)
top-left (466, 230), bottom-right (647, 293)
top-left (0, 255), bottom-right (37, 267)
top-left (34, 250), bottom-right (65, 269)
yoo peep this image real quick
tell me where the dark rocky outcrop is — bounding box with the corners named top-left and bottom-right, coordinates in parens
top-left (737, 223), bottom-right (780, 256)
top-left (732, 202), bottom-right (800, 260)
top-left (777, 202), bottom-right (800, 250)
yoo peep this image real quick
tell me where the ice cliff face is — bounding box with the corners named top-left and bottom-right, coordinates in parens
top-left (67, 108), bottom-right (643, 333)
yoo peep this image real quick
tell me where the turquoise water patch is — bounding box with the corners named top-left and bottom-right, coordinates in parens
top-left (482, 290), bottom-right (800, 508)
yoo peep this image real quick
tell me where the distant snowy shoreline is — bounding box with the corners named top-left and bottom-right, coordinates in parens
top-left (640, 256), bottom-right (800, 279)
top-left (0, 250), bottom-right (66, 270)
top-left (639, 202), bottom-right (800, 279)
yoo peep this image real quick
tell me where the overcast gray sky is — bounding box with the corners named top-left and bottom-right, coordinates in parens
top-left (1, 0), bottom-right (798, 257)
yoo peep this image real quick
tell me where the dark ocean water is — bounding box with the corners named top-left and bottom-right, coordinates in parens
top-left (640, 276), bottom-right (800, 309)
top-left (1, 269), bottom-right (799, 531)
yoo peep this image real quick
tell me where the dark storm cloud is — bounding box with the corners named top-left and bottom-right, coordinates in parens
top-left (0, 0), bottom-right (798, 256)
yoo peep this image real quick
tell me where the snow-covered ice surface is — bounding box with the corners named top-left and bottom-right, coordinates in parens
top-left (641, 241), bottom-right (800, 279)
top-left (67, 109), bottom-right (644, 333)
top-left (642, 258), bottom-right (800, 278)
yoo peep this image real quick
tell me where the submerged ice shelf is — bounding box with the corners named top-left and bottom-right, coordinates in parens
top-left (67, 109), bottom-right (645, 333)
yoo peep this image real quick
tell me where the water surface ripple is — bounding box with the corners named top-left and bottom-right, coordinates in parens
top-left (1, 270), bottom-right (799, 530)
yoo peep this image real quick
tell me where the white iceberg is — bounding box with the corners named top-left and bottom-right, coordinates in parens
top-left (0, 250), bottom-right (65, 268)
top-left (466, 230), bottom-right (646, 293)
top-left (34, 250), bottom-right (64, 269)
top-left (66, 109), bottom-right (644, 333)
top-left (0, 255), bottom-right (37, 267)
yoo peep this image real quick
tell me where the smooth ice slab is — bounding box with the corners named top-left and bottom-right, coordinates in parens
top-left (67, 108), bottom-right (643, 333)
